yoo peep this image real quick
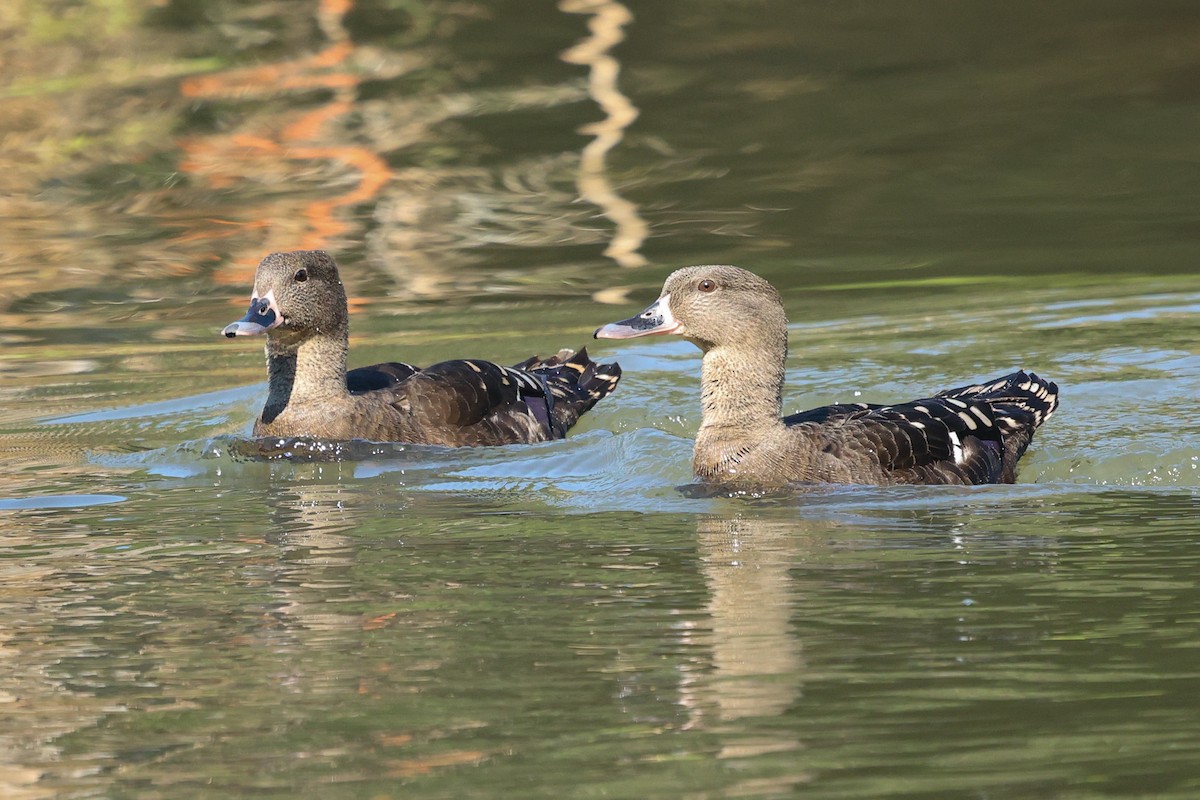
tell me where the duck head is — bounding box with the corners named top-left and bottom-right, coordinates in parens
top-left (222, 250), bottom-right (349, 349)
top-left (594, 265), bottom-right (787, 352)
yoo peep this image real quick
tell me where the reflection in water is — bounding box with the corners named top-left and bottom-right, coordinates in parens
top-left (0, 527), bottom-right (106, 800)
top-left (560, 0), bottom-right (649, 268)
top-left (265, 474), bottom-right (365, 553)
top-left (681, 515), bottom-right (806, 788)
top-left (178, 0), bottom-right (394, 282)
top-left (262, 477), bottom-right (370, 645)
top-left (173, 0), bottom-right (654, 300)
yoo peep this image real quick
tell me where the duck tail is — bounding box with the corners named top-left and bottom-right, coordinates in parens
top-left (514, 348), bottom-right (622, 437)
top-left (937, 370), bottom-right (1059, 481)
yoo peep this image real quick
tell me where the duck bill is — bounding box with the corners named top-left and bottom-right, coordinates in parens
top-left (222, 290), bottom-right (281, 338)
top-left (594, 294), bottom-right (684, 339)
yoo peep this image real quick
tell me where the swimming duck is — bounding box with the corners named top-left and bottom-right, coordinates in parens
top-left (595, 265), bottom-right (1057, 487)
top-left (223, 250), bottom-right (620, 445)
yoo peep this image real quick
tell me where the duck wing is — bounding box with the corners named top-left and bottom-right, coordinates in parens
top-left (346, 362), bottom-right (420, 393)
top-left (380, 349), bottom-right (621, 446)
top-left (936, 370), bottom-right (1059, 481)
top-left (511, 348), bottom-right (622, 436)
top-left (786, 371), bottom-right (1059, 484)
top-left (783, 402), bottom-right (886, 426)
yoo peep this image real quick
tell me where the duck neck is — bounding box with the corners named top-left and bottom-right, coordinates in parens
top-left (697, 340), bottom-right (786, 433)
top-left (262, 329), bottom-right (349, 424)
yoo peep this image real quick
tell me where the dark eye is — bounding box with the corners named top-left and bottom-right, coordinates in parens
top-left (698, 279), bottom-right (716, 293)
top-left (294, 268), bottom-right (308, 282)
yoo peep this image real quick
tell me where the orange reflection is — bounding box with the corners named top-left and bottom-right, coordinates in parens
top-left (175, 0), bottom-right (391, 286)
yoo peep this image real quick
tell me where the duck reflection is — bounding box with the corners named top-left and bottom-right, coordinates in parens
top-left (679, 514), bottom-right (808, 769)
top-left (262, 471), bottom-right (367, 556)
top-left (245, 474), bottom-right (374, 657)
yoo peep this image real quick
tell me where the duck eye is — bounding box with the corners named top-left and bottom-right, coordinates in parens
top-left (697, 279), bottom-right (716, 293)
top-left (294, 268), bottom-right (308, 283)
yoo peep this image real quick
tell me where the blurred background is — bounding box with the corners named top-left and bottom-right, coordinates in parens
top-left (1, 1), bottom-right (1200, 798)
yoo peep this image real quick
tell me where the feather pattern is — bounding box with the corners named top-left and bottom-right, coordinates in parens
top-left (377, 349), bottom-right (620, 445)
top-left (783, 370), bottom-right (1059, 484)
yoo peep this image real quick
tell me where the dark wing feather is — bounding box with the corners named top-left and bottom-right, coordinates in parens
top-left (783, 402), bottom-right (881, 426)
top-left (515, 348), bottom-right (621, 437)
top-left (784, 370), bottom-right (1058, 484)
top-left (937, 370), bottom-right (1059, 481)
top-left (394, 358), bottom-right (548, 430)
top-left (346, 362), bottom-right (420, 393)
top-left (802, 396), bottom-right (1005, 484)
top-left (341, 350), bottom-right (619, 446)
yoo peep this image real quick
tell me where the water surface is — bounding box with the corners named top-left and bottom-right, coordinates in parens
top-left (2, 1), bottom-right (1199, 798)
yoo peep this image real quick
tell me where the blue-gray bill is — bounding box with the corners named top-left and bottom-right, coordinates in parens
top-left (593, 296), bottom-right (681, 339)
top-left (222, 296), bottom-right (279, 338)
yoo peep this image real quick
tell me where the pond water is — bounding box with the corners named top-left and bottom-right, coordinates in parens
top-left (2, 1), bottom-right (1200, 797)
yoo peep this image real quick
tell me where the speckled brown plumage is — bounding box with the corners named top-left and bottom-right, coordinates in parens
top-left (223, 251), bottom-right (620, 446)
top-left (595, 264), bottom-right (1058, 488)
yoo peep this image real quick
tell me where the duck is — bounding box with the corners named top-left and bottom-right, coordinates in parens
top-left (222, 250), bottom-right (620, 445)
top-left (594, 265), bottom-right (1058, 487)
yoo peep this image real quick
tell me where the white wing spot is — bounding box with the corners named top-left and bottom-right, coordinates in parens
top-left (466, 361), bottom-right (482, 373)
top-left (909, 421), bottom-right (926, 430)
top-left (949, 431), bottom-right (965, 464)
top-left (914, 405), bottom-right (929, 414)
top-left (969, 406), bottom-right (991, 425)
top-left (945, 398), bottom-right (968, 409)
top-left (957, 410), bottom-right (978, 430)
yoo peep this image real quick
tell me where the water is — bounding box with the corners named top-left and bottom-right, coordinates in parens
top-left (2, 1), bottom-right (1200, 797)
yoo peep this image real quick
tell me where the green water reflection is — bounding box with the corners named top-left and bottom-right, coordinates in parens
top-left (5, 488), bottom-right (1200, 798)
top-left (1, 0), bottom-right (1200, 798)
